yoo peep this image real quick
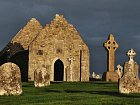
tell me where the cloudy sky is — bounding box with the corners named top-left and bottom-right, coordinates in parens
top-left (0, 0), bottom-right (140, 75)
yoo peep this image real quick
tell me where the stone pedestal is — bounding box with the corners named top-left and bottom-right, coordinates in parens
top-left (0, 62), bottom-right (22, 95)
top-left (102, 71), bottom-right (119, 82)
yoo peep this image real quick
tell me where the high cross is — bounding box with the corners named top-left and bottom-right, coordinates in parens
top-left (104, 34), bottom-right (118, 72)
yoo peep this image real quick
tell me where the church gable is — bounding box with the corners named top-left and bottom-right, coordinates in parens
top-left (0, 18), bottom-right (43, 66)
top-left (11, 18), bottom-right (43, 50)
top-left (31, 14), bottom-right (86, 46)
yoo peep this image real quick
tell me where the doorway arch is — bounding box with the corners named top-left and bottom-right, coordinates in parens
top-left (54, 59), bottom-right (64, 81)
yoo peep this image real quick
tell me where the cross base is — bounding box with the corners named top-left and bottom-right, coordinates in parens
top-left (102, 71), bottom-right (119, 82)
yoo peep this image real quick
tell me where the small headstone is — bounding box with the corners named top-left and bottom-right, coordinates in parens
top-left (92, 72), bottom-right (96, 78)
top-left (119, 49), bottom-right (140, 94)
top-left (34, 65), bottom-right (50, 87)
top-left (95, 75), bottom-right (101, 79)
top-left (115, 64), bottom-right (123, 78)
top-left (0, 62), bottom-right (22, 95)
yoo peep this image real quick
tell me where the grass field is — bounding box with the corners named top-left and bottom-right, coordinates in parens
top-left (0, 81), bottom-right (140, 105)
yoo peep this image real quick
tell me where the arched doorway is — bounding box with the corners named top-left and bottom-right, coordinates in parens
top-left (54, 59), bottom-right (64, 81)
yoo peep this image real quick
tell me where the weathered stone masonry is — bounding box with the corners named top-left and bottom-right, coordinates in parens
top-left (29, 14), bottom-right (89, 82)
top-left (0, 14), bottom-right (90, 82)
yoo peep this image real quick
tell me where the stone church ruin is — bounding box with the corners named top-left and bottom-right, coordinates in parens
top-left (0, 14), bottom-right (89, 82)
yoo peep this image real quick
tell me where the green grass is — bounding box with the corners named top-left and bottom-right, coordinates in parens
top-left (0, 81), bottom-right (140, 105)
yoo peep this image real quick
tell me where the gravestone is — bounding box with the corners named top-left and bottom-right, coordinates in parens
top-left (95, 75), bottom-right (101, 79)
top-left (102, 34), bottom-right (119, 82)
top-left (92, 72), bottom-right (96, 78)
top-left (115, 64), bottom-right (123, 78)
top-left (119, 49), bottom-right (140, 94)
top-left (0, 62), bottom-right (22, 95)
top-left (34, 65), bottom-right (50, 87)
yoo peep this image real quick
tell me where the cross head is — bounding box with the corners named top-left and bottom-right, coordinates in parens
top-left (67, 55), bottom-right (75, 64)
top-left (127, 48), bottom-right (136, 62)
top-left (104, 34), bottom-right (118, 51)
